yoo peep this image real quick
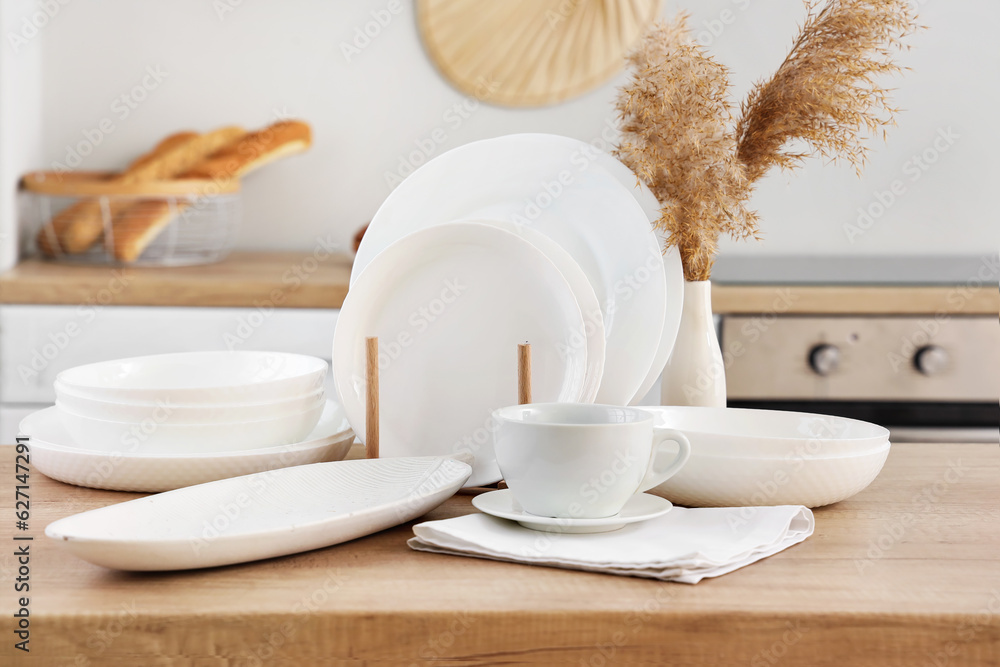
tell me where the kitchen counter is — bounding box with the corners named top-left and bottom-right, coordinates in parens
top-left (1, 252), bottom-right (996, 314)
top-left (1, 442), bottom-right (997, 666)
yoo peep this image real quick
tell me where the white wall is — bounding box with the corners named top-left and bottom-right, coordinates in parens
top-left (9, 0), bottom-right (997, 262)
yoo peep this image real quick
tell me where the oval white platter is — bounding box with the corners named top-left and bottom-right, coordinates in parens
top-left (354, 133), bottom-right (667, 405)
top-left (20, 401), bottom-right (355, 493)
top-left (335, 222), bottom-right (588, 487)
top-left (45, 456), bottom-right (472, 571)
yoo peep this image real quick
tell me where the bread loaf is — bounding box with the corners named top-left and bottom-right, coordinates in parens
top-left (108, 120), bottom-right (311, 263)
top-left (37, 126), bottom-right (244, 256)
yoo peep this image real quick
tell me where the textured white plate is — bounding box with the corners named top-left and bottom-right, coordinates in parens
top-left (45, 456), bottom-right (472, 570)
top-left (335, 222), bottom-right (588, 487)
top-left (20, 401), bottom-right (355, 492)
top-left (354, 134), bottom-right (666, 405)
top-left (472, 489), bottom-right (673, 534)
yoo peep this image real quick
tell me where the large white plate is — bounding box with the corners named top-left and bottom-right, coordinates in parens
top-left (355, 133), bottom-right (666, 405)
top-left (582, 149), bottom-right (684, 404)
top-left (45, 456), bottom-right (472, 570)
top-left (20, 401), bottom-right (355, 492)
top-left (472, 218), bottom-right (605, 402)
top-left (335, 222), bottom-right (587, 486)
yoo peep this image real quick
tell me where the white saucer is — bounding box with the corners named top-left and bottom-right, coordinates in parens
top-left (471, 489), bottom-right (672, 534)
top-left (19, 401), bottom-right (355, 492)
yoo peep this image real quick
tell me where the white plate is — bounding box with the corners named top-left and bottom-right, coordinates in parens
top-left (472, 489), bottom-right (673, 534)
top-left (355, 133), bottom-right (666, 405)
top-left (45, 456), bottom-right (472, 570)
top-left (20, 401), bottom-right (355, 492)
top-left (335, 222), bottom-right (587, 487)
top-left (472, 218), bottom-right (605, 402)
top-left (564, 139), bottom-right (684, 404)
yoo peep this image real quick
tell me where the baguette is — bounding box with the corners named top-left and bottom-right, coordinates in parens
top-left (108, 120), bottom-right (312, 263)
top-left (37, 126), bottom-right (244, 256)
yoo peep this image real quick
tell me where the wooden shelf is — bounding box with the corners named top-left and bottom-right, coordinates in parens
top-left (2, 442), bottom-right (997, 665)
top-left (0, 251), bottom-right (352, 308)
top-left (0, 252), bottom-right (995, 315)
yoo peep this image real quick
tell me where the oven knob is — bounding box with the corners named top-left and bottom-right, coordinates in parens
top-left (808, 344), bottom-right (840, 376)
top-left (914, 345), bottom-right (949, 376)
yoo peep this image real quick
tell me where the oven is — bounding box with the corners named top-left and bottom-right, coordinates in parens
top-left (714, 255), bottom-right (1000, 444)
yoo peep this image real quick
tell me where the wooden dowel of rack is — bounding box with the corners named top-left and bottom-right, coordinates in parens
top-left (518, 343), bottom-right (531, 405)
top-left (365, 336), bottom-right (379, 459)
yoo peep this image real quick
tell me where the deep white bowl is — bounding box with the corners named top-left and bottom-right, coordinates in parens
top-left (646, 406), bottom-right (889, 457)
top-left (55, 385), bottom-right (325, 424)
top-left (56, 400), bottom-right (325, 454)
top-left (56, 351), bottom-right (327, 404)
top-left (651, 444), bottom-right (891, 508)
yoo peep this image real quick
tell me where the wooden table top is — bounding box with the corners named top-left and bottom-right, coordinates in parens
top-left (1, 251), bottom-right (997, 314)
top-left (1, 442), bottom-right (997, 666)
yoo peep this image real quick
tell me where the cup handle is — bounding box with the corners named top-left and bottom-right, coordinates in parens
top-left (637, 427), bottom-right (691, 493)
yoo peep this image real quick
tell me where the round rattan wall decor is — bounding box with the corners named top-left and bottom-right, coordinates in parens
top-left (416, 0), bottom-right (662, 107)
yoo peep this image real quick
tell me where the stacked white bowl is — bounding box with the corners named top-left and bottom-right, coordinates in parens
top-left (646, 406), bottom-right (891, 508)
top-left (54, 351), bottom-right (328, 454)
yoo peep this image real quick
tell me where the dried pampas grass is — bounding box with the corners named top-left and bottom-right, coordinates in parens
top-left (616, 17), bottom-right (758, 281)
top-left (736, 0), bottom-right (920, 182)
top-left (616, 1), bottom-right (919, 281)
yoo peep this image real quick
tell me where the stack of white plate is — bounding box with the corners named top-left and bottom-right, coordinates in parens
top-left (21, 351), bottom-right (356, 492)
top-left (336, 134), bottom-right (684, 486)
top-left (54, 351), bottom-right (328, 453)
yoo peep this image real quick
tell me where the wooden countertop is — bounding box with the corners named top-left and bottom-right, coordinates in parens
top-left (1, 252), bottom-right (996, 314)
top-left (1, 442), bottom-right (997, 666)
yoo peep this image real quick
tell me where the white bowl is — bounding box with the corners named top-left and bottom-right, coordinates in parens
top-left (56, 351), bottom-right (327, 404)
top-left (646, 406), bottom-right (889, 457)
top-left (651, 444), bottom-right (891, 508)
top-left (55, 385), bottom-right (325, 424)
top-left (56, 400), bottom-right (325, 454)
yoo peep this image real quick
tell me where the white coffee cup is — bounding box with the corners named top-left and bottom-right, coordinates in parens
top-left (492, 403), bottom-right (691, 519)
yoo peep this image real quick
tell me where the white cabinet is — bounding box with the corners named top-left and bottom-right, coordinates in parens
top-left (0, 304), bottom-right (338, 441)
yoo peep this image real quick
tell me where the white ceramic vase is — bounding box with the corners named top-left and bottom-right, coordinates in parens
top-left (661, 280), bottom-right (726, 407)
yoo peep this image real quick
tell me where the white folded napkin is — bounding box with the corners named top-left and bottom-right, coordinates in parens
top-left (408, 505), bottom-right (814, 583)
